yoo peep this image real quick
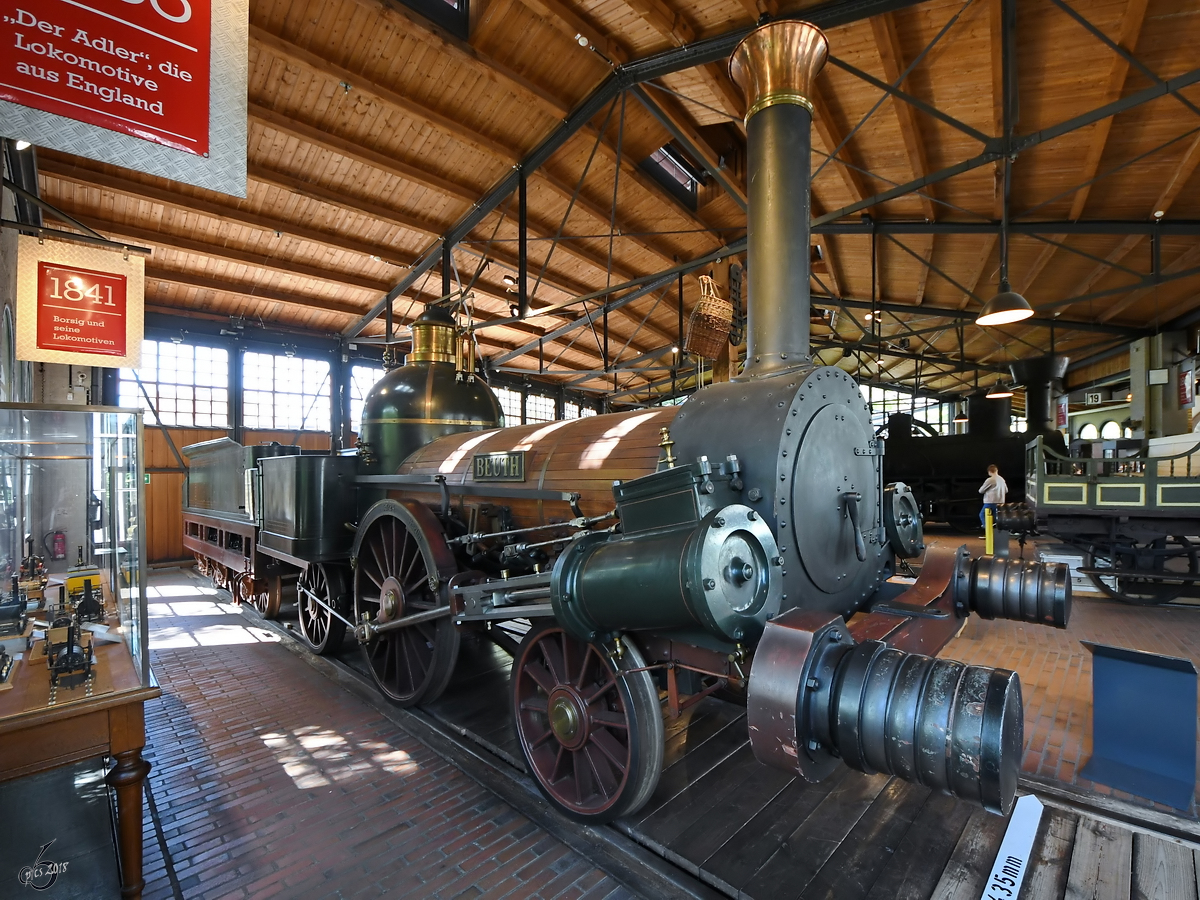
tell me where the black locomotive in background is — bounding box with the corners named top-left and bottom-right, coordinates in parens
top-left (884, 357), bottom-right (1069, 528)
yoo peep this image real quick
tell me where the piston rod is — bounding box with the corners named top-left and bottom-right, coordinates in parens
top-left (355, 605), bottom-right (452, 643)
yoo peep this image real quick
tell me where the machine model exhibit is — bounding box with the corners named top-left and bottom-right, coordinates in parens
top-left (185, 21), bottom-right (1071, 824)
top-left (0, 575), bottom-right (28, 638)
top-left (44, 616), bottom-right (93, 688)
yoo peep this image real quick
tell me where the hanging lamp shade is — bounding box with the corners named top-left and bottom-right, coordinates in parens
top-left (976, 281), bottom-right (1034, 326)
top-left (952, 403), bottom-right (969, 423)
top-left (985, 383), bottom-right (1014, 399)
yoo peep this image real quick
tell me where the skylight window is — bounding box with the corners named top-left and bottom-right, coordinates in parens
top-left (641, 144), bottom-right (705, 211)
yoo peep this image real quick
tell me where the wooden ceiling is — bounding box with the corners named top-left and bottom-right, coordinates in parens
top-left (31, 0), bottom-right (1200, 400)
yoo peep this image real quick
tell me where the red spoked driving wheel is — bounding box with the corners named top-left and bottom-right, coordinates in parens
top-left (511, 623), bottom-right (663, 823)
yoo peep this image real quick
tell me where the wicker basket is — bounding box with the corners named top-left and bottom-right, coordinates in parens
top-left (685, 275), bottom-right (733, 359)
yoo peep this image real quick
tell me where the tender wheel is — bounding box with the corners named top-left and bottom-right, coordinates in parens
top-left (511, 623), bottom-right (664, 824)
top-left (235, 573), bottom-right (276, 618)
top-left (210, 563), bottom-right (227, 591)
top-left (298, 564), bottom-right (348, 654)
top-left (194, 554), bottom-right (210, 577)
top-left (352, 500), bottom-right (460, 707)
top-left (251, 575), bottom-right (289, 619)
top-left (1084, 536), bottom-right (1199, 605)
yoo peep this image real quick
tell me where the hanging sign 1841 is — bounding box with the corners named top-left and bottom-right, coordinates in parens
top-left (15, 235), bottom-right (143, 368)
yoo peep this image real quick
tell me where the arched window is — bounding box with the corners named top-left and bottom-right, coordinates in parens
top-left (1079, 423), bottom-right (1099, 440)
top-left (1100, 421), bottom-right (1122, 439)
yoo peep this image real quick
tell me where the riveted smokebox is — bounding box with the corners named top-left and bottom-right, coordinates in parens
top-left (729, 22), bottom-right (828, 378)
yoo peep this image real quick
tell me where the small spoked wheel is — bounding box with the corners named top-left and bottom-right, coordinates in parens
top-left (1085, 536), bottom-right (1199, 605)
top-left (298, 564), bottom-right (348, 654)
top-left (253, 575), bottom-right (288, 619)
top-left (353, 500), bottom-right (459, 707)
top-left (194, 554), bottom-right (210, 578)
top-left (511, 623), bottom-right (663, 823)
top-left (210, 563), bottom-right (227, 591)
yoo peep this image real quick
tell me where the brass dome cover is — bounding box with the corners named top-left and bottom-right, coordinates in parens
top-left (729, 21), bottom-right (829, 123)
top-left (408, 306), bottom-right (458, 364)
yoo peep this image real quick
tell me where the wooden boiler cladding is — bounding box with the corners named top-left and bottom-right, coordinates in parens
top-left (395, 407), bottom-right (679, 525)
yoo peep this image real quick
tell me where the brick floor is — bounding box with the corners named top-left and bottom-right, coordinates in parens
top-left (139, 568), bottom-right (635, 900)
top-left (939, 536), bottom-right (1200, 814)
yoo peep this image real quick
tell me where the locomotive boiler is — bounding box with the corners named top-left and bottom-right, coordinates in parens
top-left (186, 20), bottom-right (1071, 826)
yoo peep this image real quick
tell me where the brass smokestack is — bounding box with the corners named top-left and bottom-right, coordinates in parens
top-left (730, 22), bottom-right (828, 378)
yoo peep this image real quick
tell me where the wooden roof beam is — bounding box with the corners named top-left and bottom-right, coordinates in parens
top-left (619, 0), bottom-right (695, 46)
top-left (1062, 0), bottom-right (1151, 220)
top-left (256, 4), bottom-right (689, 270)
top-left (810, 79), bottom-right (870, 205)
top-left (515, 0), bottom-right (628, 63)
top-left (1055, 130), bottom-right (1200, 316)
top-left (1014, 0), bottom-right (1150, 298)
top-left (145, 267), bottom-right (368, 316)
top-left (870, 13), bottom-right (936, 222)
top-left (144, 268), bottom-right (551, 355)
top-left (40, 158), bottom-right (420, 269)
top-left (253, 105), bottom-right (670, 285)
top-left (39, 196), bottom-right (611, 347)
top-left (250, 26), bottom-right (516, 162)
top-left (579, 129), bottom-right (726, 250)
top-left (1100, 243), bottom-right (1200, 324)
top-left (251, 96), bottom-right (695, 283)
top-left (978, 118), bottom-right (1200, 356)
top-left (356, 0), bottom-right (571, 118)
top-left (250, 104), bottom-right (480, 205)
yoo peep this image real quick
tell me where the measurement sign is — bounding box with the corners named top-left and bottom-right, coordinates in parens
top-left (980, 794), bottom-right (1043, 900)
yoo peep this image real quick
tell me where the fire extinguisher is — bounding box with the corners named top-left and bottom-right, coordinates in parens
top-left (44, 531), bottom-right (67, 561)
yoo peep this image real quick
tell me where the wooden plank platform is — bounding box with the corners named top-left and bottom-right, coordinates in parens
top-left (328, 630), bottom-right (1200, 900)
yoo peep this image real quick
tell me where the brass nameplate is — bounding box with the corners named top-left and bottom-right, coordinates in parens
top-left (472, 451), bottom-right (526, 482)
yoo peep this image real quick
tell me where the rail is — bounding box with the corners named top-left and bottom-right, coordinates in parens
top-left (1026, 434), bottom-right (1200, 514)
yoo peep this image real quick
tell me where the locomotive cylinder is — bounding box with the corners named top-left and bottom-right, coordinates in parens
top-left (551, 505), bottom-right (783, 643)
top-left (968, 554), bottom-right (1071, 628)
top-left (748, 610), bottom-right (1023, 815)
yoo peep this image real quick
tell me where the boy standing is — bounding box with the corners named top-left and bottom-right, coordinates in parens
top-left (979, 464), bottom-right (1007, 530)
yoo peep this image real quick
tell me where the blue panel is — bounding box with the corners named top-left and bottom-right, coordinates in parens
top-left (1080, 641), bottom-right (1197, 810)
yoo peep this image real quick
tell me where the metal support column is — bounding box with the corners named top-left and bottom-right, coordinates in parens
top-left (230, 343), bottom-right (244, 444)
top-left (330, 345), bottom-right (349, 452)
top-left (518, 173), bottom-right (529, 318)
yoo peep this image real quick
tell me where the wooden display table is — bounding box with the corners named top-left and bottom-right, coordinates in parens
top-left (0, 638), bottom-right (160, 899)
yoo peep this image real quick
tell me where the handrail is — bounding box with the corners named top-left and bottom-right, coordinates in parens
top-left (1036, 434), bottom-right (1200, 466)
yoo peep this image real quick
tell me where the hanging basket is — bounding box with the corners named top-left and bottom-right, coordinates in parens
top-left (685, 275), bottom-right (733, 360)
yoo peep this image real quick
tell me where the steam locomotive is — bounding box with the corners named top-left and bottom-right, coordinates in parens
top-left (184, 21), bottom-right (1071, 825)
top-left (883, 357), bottom-right (1069, 527)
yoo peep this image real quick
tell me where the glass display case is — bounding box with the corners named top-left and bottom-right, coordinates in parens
top-left (0, 402), bottom-right (151, 699)
top-left (0, 404), bottom-right (158, 900)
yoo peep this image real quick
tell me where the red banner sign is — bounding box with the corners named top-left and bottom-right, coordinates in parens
top-left (1, 0), bottom-right (211, 155)
top-left (35, 261), bottom-right (128, 357)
